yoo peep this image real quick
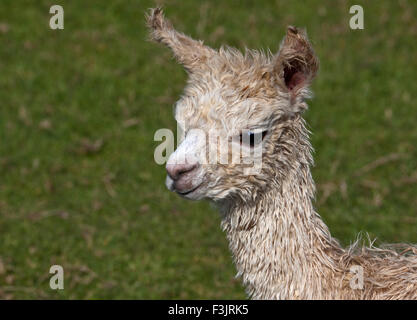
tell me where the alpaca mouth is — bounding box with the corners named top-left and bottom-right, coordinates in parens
top-left (165, 175), bottom-right (203, 198)
top-left (176, 183), bottom-right (202, 197)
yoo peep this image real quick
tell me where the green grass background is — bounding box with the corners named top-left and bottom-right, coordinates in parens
top-left (0, 0), bottom-right (416, 299)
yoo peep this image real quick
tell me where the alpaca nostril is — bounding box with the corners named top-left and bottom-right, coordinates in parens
top-left (166, 162), bottom-right (198, 180)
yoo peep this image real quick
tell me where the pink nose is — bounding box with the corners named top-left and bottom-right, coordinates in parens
top-left (166, 162), bottom-right (198, 181)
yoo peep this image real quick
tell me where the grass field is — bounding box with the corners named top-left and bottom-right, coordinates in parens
top-left (0, 0), bottom-right (416, 299)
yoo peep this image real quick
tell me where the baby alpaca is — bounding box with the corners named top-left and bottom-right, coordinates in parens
top-left (147, 8), bottom-right (417, 299)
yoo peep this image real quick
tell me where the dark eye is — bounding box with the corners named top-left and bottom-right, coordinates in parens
top-left (240, 130), bottom-right (268, 148)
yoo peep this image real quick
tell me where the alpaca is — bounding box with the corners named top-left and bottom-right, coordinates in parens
top-left (146, 8), bottom-right (417, 299)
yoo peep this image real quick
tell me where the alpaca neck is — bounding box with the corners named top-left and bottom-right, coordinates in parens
top-left (220, 161), bottom-right (343, 299)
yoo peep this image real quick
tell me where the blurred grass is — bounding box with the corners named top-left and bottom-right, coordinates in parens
top-left (0, 0), bottom-right (416, 299)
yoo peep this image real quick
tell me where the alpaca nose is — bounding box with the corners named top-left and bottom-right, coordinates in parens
top-left (166, 162), bottom-right (198, 181)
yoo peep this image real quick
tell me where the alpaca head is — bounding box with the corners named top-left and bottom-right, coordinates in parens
top-left (147, 8), bottom-right (318, 202)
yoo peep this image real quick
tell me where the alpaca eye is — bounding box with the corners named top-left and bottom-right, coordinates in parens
top-left (240, 130), bottom-right (268, 148)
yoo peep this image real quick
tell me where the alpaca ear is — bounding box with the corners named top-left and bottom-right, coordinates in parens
top-left (146, 7), bottom-right (216, 73)
top-left (273, 26), bottom-right (319, 96)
